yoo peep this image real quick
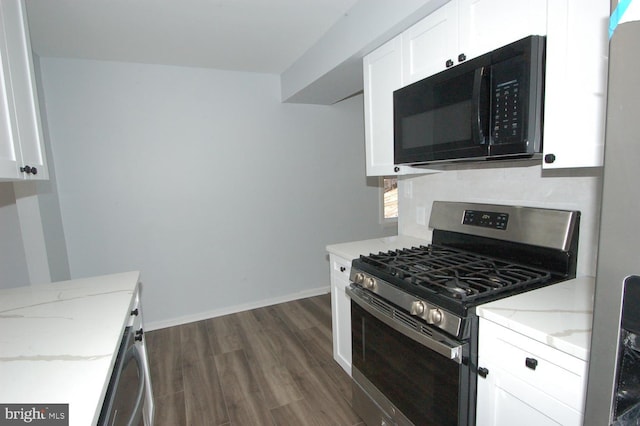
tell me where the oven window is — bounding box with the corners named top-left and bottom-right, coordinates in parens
top-left (352, 302), bottom-right (461, 425)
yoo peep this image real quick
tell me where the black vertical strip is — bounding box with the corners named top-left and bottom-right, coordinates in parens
top-left (361, 316), bottom-right (366, 362)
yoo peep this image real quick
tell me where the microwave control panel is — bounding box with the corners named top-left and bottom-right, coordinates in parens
top-left (491, 56), bottom-right (527, 145)
top-left (493, 79), bottom-right (520, 142)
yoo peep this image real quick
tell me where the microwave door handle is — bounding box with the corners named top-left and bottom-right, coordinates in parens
top-left (472, 66), bottom-right (488, 145)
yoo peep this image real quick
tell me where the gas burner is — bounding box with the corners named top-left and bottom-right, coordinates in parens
top-left (358, 244), bottom-right (552, 303)
top-left (443, 279), bottom-right (477, 299)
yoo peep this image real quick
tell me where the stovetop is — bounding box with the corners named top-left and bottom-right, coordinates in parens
top-left (352, 244), bottom-right (554, 316)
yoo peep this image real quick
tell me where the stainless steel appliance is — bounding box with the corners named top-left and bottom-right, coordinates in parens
top-left (584, 18), bottom-right (640, 426)
top-left (393, 35), bottom-right (545, 166)
top-left (612, 276), bottom-right (640, 423)
top-left (347, 201), bottom-right (580, 425)
top-left (98, 297), bottom-right (154, 426)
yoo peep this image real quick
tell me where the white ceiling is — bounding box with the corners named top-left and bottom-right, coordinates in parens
top-left (24, 0), bottom-right (360, 74)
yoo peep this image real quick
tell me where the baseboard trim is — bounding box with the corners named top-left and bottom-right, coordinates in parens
top-left (145, 285), bottom-right (331, 331)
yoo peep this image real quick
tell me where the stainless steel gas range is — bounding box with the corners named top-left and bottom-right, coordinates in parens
top-left (346, 201), bottom-right (580, 426)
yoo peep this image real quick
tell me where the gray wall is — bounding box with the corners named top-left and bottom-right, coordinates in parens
top-left (0, 183), bottom-right (30, 288)
top-left (33, 53), bottom-right (70, 284)
top-left (38, 57), bottom-right (394, 328)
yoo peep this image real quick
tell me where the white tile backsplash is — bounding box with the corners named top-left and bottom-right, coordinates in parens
top-left (398, 161), bottom-right (602, 276)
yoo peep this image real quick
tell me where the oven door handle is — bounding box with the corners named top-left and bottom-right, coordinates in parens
top-left (347, 287), bottom-right (463, 364)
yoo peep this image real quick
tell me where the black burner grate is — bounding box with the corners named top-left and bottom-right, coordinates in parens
top-left (359, 244), bottom-right (551, 302)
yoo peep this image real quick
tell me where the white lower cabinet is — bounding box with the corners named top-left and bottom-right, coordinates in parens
top-left (329, 254), bottom-right (352, 375)
top-left (477, 318), bottom-right (587, 425)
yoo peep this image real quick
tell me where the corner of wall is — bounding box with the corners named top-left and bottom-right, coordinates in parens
top-left (31, 53), bottom-right (71, 282)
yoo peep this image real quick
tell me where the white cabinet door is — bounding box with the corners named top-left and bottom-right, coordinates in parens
top-left (459, 0), bottom-right (547, 60)
top-left (477, 318), bottom-right (586, 426)
top-left (363, 36), bottom-right (429, 177)
top-left (329, 254), bottom-right (352, 375)
top-left (402, 1), bottom-right (459, 85)
top-left (542, 0), bottom-right (609, 169)
top-left (403, 0), bottom-right (547, 87)
top-left (477, 363), bottom-right (582, 426)
top-left (0, 0), bottom-right (48, 181)
top-left (0, 7), bottom-right (20, 180)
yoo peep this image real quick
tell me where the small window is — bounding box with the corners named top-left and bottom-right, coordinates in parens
top-left (383, 177), bottom-right (398, 220)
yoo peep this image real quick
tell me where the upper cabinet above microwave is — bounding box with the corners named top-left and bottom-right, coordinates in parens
top-left (363, 0), bottom-right (609, 176)
top-left (0, 0), bottom-right (48, 181)
top-left (402, 0), bottom-right (547, 86)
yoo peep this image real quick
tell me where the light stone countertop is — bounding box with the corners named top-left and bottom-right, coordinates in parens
top-left (0, 271), bottom-right (140, 426)
top-left (326, 235), bottom-right (430, 260)
top-left (475, 276), bottom-right (595, 361)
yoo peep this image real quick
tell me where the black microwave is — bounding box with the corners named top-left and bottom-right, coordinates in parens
top-left (393, 35), bottom-right (545, 165)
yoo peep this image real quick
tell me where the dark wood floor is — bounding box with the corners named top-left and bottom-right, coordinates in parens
top-left (145, 293), bottom-right (364, 426)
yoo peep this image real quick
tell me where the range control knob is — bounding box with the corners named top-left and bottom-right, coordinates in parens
top-left (363, 277), bottom-right (377, 291)
top-left (410, 301), bottom-right (425, 316)
top-left (353, 273), bottom-right (365, 284)
top-left (428, 308), bottom-right (444, 325)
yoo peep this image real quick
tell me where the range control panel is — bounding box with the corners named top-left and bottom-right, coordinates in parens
top-left (463, 209), bottom-right (509, 230)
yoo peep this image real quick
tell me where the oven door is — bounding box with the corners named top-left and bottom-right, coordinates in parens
top-left (348, 287), bottom-right (475, 426)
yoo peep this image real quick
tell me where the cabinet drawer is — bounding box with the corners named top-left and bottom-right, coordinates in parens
top-left (479, 319), bottom-right (587, 412)
top-left (480, 363), bottom-right (583, 426)
top-left (330, 255), bottom-right (351, 281)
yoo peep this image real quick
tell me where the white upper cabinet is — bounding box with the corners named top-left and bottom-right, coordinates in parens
top-left (402, 1), bottom-right (459, 85)
top-left (0, 0), bottom-right (48, 181)
top-left (403, 0), bottom-right (547, 86)
top-left (459, 0), bottom-right (547, 58)
top-left (363, 36), bottom-right (428, 176)
top-left (542, 0), bottom-right (609, 169)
